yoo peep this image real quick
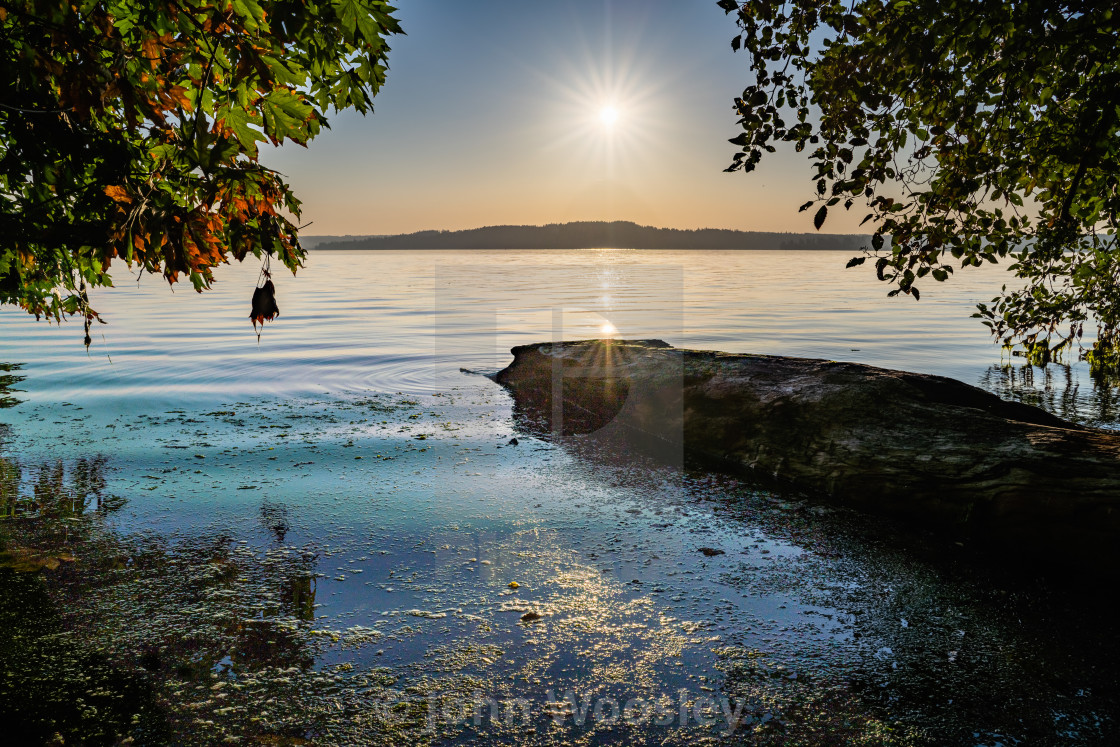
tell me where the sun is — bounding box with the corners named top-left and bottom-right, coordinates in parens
top-left (599, 106), bottom-right (619, 127)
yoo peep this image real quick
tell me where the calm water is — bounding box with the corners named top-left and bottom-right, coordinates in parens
top-left (3, 249), bottom-right (1111, 421)
top-left (2, 250), bottom-right (1117, 745)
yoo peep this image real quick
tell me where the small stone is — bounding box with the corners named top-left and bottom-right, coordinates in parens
top-left (508, 438), bottom-right (519, 446)
top-left (520, 611), bottom-right (542, 622)
top-left (697, 547), bottom-right (725, 557)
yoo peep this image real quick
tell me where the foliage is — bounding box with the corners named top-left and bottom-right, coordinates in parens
top-left (0, 0), bottom-right (401, 341)
top-left (720, 0), bottom-right (1120, 366)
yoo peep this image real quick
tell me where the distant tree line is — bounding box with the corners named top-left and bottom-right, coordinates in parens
top-left (311, 221), bottom-right (867, 251)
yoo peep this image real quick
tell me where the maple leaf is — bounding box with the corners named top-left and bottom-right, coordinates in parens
top-left (104, 185), bottom-right (131, 203)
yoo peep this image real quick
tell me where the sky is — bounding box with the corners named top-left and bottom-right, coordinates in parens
top-left (264, 1), bottom-right (861, 236)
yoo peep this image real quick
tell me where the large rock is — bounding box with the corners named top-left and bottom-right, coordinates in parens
top-left (493, 339), bottom-right (1120, 563)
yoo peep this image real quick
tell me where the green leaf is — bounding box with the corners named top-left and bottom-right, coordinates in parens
top-left (230, 0), bottom-right (267, 32)
top-left (333, 0), bottom-right (387, 44)
top-left (259, 90), bottom-right (314, 145)
top-left (813, 205), bottom-right (827, 230)
top-left (216, 106), bottom-right (266, 157)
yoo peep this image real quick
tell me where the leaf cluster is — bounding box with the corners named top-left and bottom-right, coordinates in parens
top-left (0, 0), bottom-right (401, 332)
top-left (721, 0), bottom-right (1120, 364)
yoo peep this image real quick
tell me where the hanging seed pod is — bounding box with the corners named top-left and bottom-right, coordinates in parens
top-left (250, 279), bottom-right (279, 338)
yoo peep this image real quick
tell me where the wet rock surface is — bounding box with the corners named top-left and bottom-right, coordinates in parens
top-left (494, 339), bottom-right (1120, 567)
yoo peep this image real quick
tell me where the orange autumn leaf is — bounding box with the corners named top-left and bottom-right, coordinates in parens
top-left (104, 185), bottom-right (131, 203)
top-left (167, 85), bottom-right (194, 111)
top-left (140, 35), bottom-right (161, 69)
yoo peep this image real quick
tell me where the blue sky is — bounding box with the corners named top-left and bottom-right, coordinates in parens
top-left (265, 1), bottom-right (855, 236)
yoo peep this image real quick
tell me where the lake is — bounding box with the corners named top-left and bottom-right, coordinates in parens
top-left (1, 249), bottom-right (1117, 745)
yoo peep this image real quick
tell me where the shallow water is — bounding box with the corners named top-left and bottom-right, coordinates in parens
top-left (2, 250), bottom-right (1118, 745)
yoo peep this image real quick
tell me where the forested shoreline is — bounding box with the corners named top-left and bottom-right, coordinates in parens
top-left (308, 221), bottom-right (867, 251)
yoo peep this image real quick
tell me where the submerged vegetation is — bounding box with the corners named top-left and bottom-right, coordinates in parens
top-left (0, 450), bottom-right (925, 745)
top-left (0, 455), bottom-right (169, 743)
top-left (1, 377), bottom-right (1118, 744)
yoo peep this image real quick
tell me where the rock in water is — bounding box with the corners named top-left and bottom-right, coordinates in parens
top-left (491, 339), bottom-right (1120, 567)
